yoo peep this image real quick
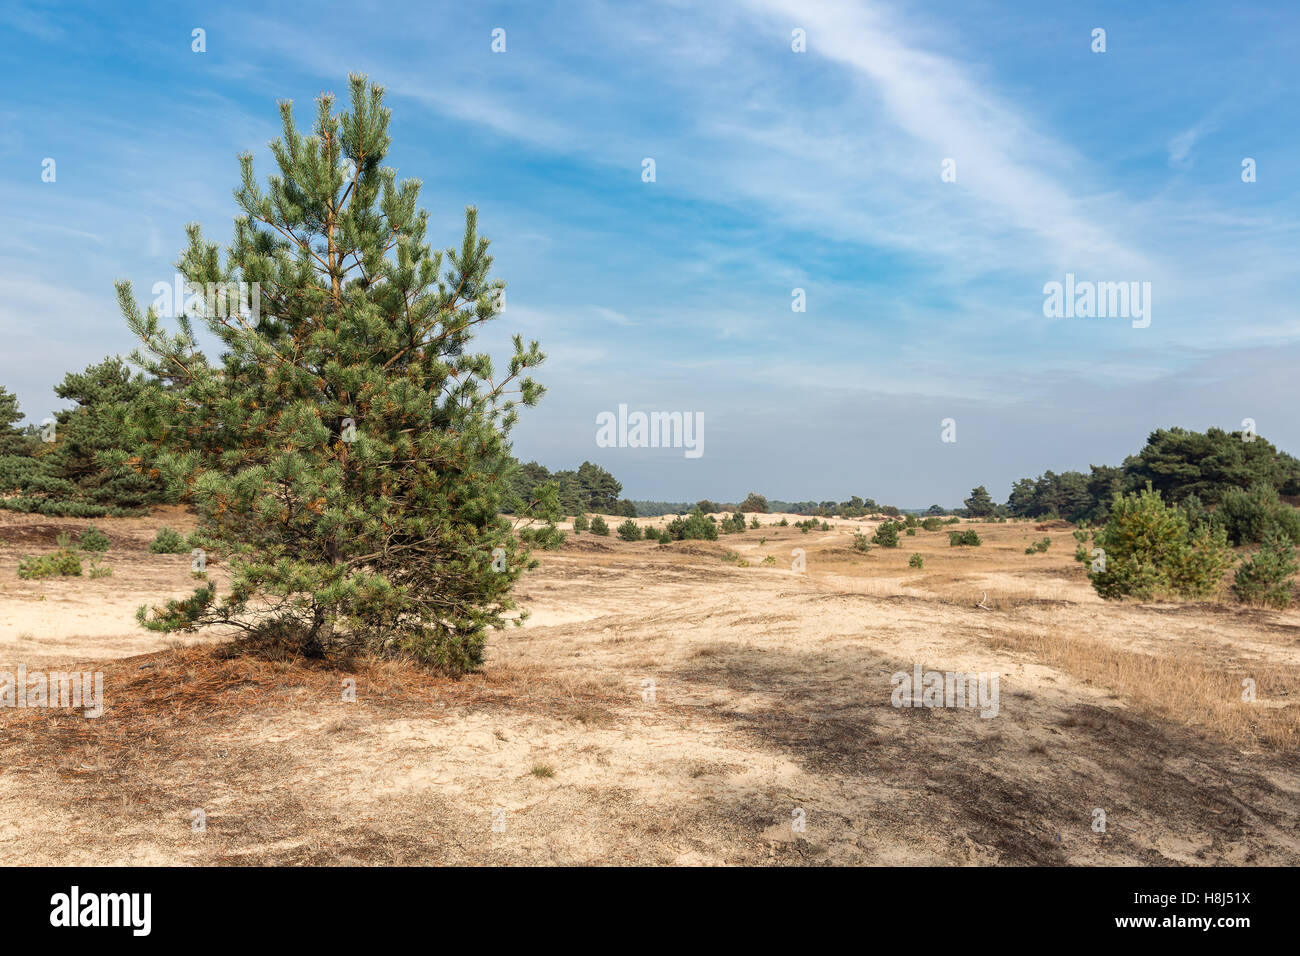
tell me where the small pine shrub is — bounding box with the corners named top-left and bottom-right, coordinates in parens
top-left (1090, 485), bottom-right (1234, 600)
top-left (949, 529), bottom-right (982, 547)
top-left (921, 517), bottom-right (943, 532)
top-left (617, 519), bottom-right (642, 541)
top-left (17, 533), bottom-right (83, 579)
top-left (749, 516), bottom-right (760, 529)
top-left (852, 532), bottom-right (872, 553)
top-left (905, 526), bottom-right (916, 536)
top-left (908, 553), bottom-right (924, 568)
top-left (872, 521), bottom-right (901, 548)
top-left (520, 524), bottom-right (566, 550)
top-left (589, 515), bottom-right (610, 536)
top-left (149, 526), bottom-right (190, 554)
top-left (572, 514), bottom-right (589, 533)
top-left (761, 555), bottom-right (776, 566)
top-left (77, 525), bottom-right (111, 552)
top-left (778, 518), bottom-right (789, 527)
top-left (88, 559), bottom-right (113, 579)
top-left (666, 508), bottom-right (718, 541)
top-left (1231, 528), bottom-right (1298, 608)
top-left (1025, 537), bottom-right (1050, 554)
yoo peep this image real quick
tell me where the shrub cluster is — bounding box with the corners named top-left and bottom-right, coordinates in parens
top-left (1088, 485), bottom-right (1235, 600)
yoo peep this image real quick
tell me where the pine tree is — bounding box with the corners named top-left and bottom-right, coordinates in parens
top-left (117, 75), bottom-right (547, 673)
top-left (0, 386), bottom-right (30, 457)
top-left (0, 386), bottom-right (38, 493)
top-left (963, 485), bottom-right (996, 516)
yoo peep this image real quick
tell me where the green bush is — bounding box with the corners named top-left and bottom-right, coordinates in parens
top-left (1216, 483), bottom-right (1300, 546)
top-left (778, 518), bottom-right (789, 527)
top-left (572, 513), bottom-right (589, 533)
top-left (520, 524), bottom-right (566, 550)
top-left (908, 553), bottom-right (924, 568)
top-left (666, 508), bottom-right (718, 541)
top-left (149, 526), bottom-right (190, 554)
top-left (17, 533), bottom-right (83, 579)
top-left (1024, 537), bottom-right (1051, 555)
top-left (921, 517), bottom-right (943, 532)
top-left (720, 511), bottom-right (747, 534)
top-left (617, 519), bottom-right (642, 541)
top-left (1231, 528), bottom-right (1298, 608)
top-left (589, 515), bottom-right (610, 536)
top-left (749, 515), bottom-right (761, 529)
top-left (872, 521), bottom-right (901, 548)
top-left (1089, 485), bottom-right (1235, 600)
top-left (905, 526), bottom-right (917, 536)
top-left (852, 532), bottom-right (872, 553)
top-left (77, 525), bottom-right (111, 552)
top-left (949, 529), bottom-right (982, 547)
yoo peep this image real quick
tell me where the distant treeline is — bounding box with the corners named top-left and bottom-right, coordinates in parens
top-left (984, 427), bottom-right (1300, 523)
top-left (504, 459), bottom-right (638, 517)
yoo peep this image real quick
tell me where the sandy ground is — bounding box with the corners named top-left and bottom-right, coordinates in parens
top-left (0, 508), bottom-right (1297, 865)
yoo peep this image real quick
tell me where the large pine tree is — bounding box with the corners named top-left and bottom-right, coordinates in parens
top-left (116, 75), bottom-right (547, 673)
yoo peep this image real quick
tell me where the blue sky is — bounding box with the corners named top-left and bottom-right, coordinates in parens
top-left (1, 0), bottom-right (1297, 507)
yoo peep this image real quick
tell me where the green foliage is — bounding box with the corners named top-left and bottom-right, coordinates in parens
top-left (761, 555), bottom-right (776, 566)
top-left (749, 515), bottom-right (760, 529)
top-left (739, 491), bottom-right (769, 513)
top-left (1123, 426), bottom-right (1300, 503)
top-left (520, 524), bottom-right (565, 551)
top-left (921, 517), bottom-right (942, 532)
top-left (778, 518), bottom-right (789, 527)
top-left (1215, 483), bottom-right (1300, 546)
top-left (117, 76), bottom-right (546, 673)
top-left (76, 525), bottom-right (111, 552)
top-left (1024, 537), bottom-right (1051, 555)
top-left (17, 533), bottom-right (83, 579)
top-left (719, 511), bottom-right (747, 534)
top-left (908, 553), bottom-right (924, 568)
top-left (949, 529), bottom-right (982, 547)
top-left (0, 358), bottom-right (174, 518)
top-left (963, 486), bottom-right (996, 517)
top-left (617, 519), bottom-right (642, 541)
top-left (1089, 485), bottom-right (1235, 601)
top-left (666, 508), bottom-right (718, 541)
top-left (1231, 528), bottom-right (1298, 608)
top-left (589, 515), bottom-right (610, 536)
top-left (572, 513), bottom-right (589, 533)
top-left (504, 460), bottom-right (632, 518)
top-left (852, 532), bottom-right (871, 553)
top-left (872, 521), bottom-right (901, 548)
top-left (149, 526), bottom-right (190, 554)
